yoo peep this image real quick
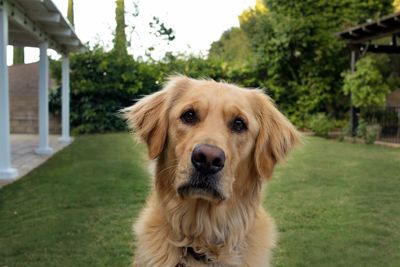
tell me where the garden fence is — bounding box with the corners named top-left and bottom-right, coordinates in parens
top-left (361, 106), bottom-right (400, 143)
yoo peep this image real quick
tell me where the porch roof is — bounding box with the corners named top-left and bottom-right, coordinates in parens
top-left (337, 12), bottom-right (400, 54)
top-left (338, 12), bottom-right (400, 44)
top-left (1, 0), bottom-right (85, 54)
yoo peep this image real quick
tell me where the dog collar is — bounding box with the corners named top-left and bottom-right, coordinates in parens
top-left (175, 247), bottom-right (213, 266)
top-left (187, 247), bottom-right (210, 262)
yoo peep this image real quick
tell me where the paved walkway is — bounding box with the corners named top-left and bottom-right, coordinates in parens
top-left (0, 134), bottom-right (71, 187)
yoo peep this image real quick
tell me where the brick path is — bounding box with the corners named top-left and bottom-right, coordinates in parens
top-left (0, 134), bottom-right (71, 187)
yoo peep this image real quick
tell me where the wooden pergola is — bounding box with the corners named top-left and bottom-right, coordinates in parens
top-left (0, 0), bottom-right (85, 180)
top-left (338, 12), bottom-right (400, 135)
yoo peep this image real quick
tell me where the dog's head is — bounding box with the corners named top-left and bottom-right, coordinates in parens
top-left (124, 76), bottom-right (300, 203)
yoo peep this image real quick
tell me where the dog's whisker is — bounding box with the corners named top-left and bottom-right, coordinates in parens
top-left (157, 163), bottom-right (180, 176)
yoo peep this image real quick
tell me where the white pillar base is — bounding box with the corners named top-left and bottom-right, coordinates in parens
top-left (59, 136), bottom-right (73, 144)
top-left (0, 168), bottom-right (18, 180)
top-left (35, 147), bottom-right (54, 155)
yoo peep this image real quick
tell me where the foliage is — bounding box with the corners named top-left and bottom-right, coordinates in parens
top-left (210, 0), bottom-right (392, 124)
top-left (68, 0), bottom-right (74, 26)
top-left (143, 17), bottom-right (176, 59)
top-left (151, 53), bottom-right (228, 81)
top-left (394, 0), bottom-right (400, 12)
top-left (356, 118), bottom-right (368, 139)
top-left (215, 0), bottom-right (394, 124)
top-left (48, 0), bottom-right (397, 134)
top-left (50, 47), bottom-right (141, 134)
top-left (338, 122), bottom-right (352, 142)
top-left (356, 118), bottom-right (381, 144)
top-left (13, 47), bottom-right (24, 65)
top-left (208, 27), bottom-right (251, 69)
top-left (239, 0), bottom-right (267, 25)
top-left (113, 0), bottom-right (127, 55)
top-left (307, 113), bottom-right (335, 137)
top-left (343, 56), bottom-right (390, 108)
top-left (149, 16), bottom-right (175, 42)
top-left (147, 53), bottom-right (264, 89)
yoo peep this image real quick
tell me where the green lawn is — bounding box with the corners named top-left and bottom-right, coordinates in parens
top-left (0, 134), bottom-right (149, 267)
top-left (0, 134), bottom-right (399, 267)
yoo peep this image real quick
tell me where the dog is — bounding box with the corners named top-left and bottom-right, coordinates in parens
top-left (123, 76), bottom-right (300, 267)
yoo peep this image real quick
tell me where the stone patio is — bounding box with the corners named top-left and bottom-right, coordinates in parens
top-left (0, 134), bottom-right (71, 187)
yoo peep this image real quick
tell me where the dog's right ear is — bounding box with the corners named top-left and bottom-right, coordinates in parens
top-left (122, 75), bottom-right (190, 159)
top-left (252, 90), bottom-right (301, 181)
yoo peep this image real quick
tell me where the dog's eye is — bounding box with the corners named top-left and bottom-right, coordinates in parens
top-left (180, 109), bottom-right (198, 125)
top-left (231, 117), bottom-right (247, 133)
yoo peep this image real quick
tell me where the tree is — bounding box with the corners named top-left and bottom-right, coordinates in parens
top-left (239, 0), bottom-right (267, 25)
top-left (208, 27), bottom-right (250, 68)
top-left (113, 0), bottom-right (127, 55)
top-left (13, 47), bottom-right (24, 65)
top-left (238, 0), bottom-right (393, 122)
top-left (68, 0), bottom-right (74, 26)
top-left (343, 56), bottom-right (390, 108)
top-left (393, 0), bottom-right (400, 11)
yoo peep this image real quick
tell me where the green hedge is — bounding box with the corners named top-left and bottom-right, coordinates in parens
top-left (50, 48), bottom-right (143, 134)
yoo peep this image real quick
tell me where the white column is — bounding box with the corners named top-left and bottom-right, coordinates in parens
top-left (59, 55), bottom-right (72, 143)
top-left (0, 8), bottom-right (18, 179)
top-left (35, 42), bottom-right (53, 155)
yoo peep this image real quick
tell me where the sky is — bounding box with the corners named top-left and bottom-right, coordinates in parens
top-left (6, 0), bottom-right (255, 65)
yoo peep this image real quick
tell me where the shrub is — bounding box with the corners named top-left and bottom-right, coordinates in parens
top-left (342, 56), bottom-right (390, 108)
top-left (356, 118), bottom-right (381, 145)
top-left (307, 113), bottom-right (335, 137)
top-left (50, 47), bottom-right (142, 134)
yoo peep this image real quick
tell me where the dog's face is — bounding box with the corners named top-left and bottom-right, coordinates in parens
top-left (124, 76), bottom-right (300, 203)
top-left (168, 79), bottom-right (262, 202)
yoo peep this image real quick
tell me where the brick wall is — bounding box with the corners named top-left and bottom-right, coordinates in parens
top-left (387, 90), bottom-right (400, 107)
top-left (9, 62), bottom-right (61, 134)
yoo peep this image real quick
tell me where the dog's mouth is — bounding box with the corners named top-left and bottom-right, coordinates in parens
top-left (177, 172), bottom-right (225, 202)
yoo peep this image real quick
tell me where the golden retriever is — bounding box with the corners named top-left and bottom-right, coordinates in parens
top-left (124, 76), bottom-right (300, 267)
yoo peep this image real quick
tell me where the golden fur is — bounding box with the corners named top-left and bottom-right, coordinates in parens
top-left (123, 76), bottom-right (300, 267)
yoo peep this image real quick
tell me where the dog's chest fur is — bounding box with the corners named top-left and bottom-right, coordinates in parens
top-left (132, 159), bottom-right (270, 267)
top-left (134, 190), bottom-right (271, 267)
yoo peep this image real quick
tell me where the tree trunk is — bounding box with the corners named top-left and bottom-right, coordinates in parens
top-left (113, 0), bottom-right (127, 55)
top-left (13, 47), bottom-right (24, 65)
top-left (68, 0), bottom-right (74, 26)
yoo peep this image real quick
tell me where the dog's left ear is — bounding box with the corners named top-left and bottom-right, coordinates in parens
top-left (123, 90), bottom-right (169, 159)
top-left (252, 90), bottom-right (301, 180)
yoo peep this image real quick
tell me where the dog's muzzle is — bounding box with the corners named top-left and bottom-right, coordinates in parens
top-left (177, 144), bottom-right (226, 201)
top-left (177, 171), bottom-right (224, 201)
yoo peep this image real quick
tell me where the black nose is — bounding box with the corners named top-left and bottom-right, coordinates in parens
top-left (191, 144), bottom-right (225, 175)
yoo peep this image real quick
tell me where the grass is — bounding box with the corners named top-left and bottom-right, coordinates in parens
top-left (266, 137), bottom-right (400, 267)
top-left (0, 134), bottom-right (149, 267)
top-left (0, 134), bottom-right (399, 266)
